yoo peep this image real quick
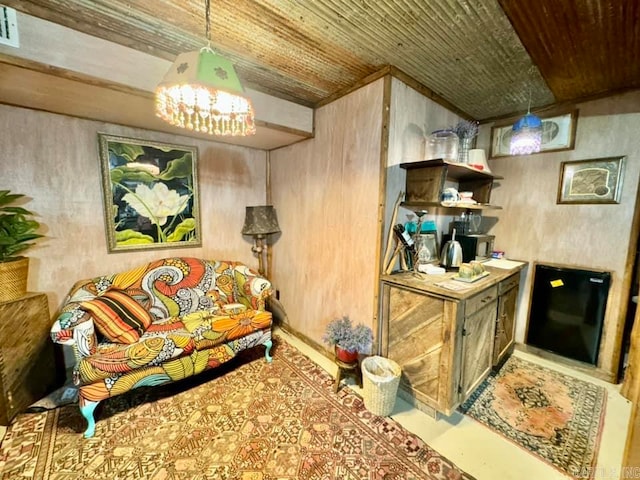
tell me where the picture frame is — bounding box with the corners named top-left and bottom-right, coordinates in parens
top-left (557, 156), bottom-right (625, 205)
top-left (490, 109), bottom-right (579, 158)
top-left (416, 231), bottom-right (439, 263)
top-left (98, 133), bottom-right (201, 252)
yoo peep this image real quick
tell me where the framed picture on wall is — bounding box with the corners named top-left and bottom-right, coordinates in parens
top-left (98, 133), bottom-right (201, 252)
top-left (490, 109), bottom-right (579, 158)
top-left (557, 156), bottom-right (625, 204)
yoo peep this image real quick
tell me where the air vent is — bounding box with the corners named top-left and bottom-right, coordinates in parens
top-left (0, 5), bottom-right (19, 48)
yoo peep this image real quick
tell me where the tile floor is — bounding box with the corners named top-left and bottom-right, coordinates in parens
top-left (278, 328), bottom-right (632, 480)
top-left (0, 329), bottom-right (631, 480)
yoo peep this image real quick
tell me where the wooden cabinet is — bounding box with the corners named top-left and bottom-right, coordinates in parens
top-left (399, 159), bottom-right (503, 210)
top-left (493, 273), bottom-right (520, 366)
top-left (379, 267), bottom-right (524, 416)
top-left (380, 279), bottom-right (501, 415)
top-left (0, 293), bottom-right (64, 425)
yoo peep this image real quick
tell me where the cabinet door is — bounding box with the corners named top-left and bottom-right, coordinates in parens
top-left (382, 284), bottom-right (458, 414)
top-left (493, 285), bottom-right (519, 366)
top-left (459, 300), bottom-right (497, 402)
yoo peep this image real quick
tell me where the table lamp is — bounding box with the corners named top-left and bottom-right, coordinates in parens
top-left (241, 205), bottom-right (281, 276)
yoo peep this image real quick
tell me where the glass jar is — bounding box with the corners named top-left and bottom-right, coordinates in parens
top-left (425, 129), bottom-right (459, 162)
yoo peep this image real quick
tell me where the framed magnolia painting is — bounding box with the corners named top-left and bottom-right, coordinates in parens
top-left (98, 133), bottom-right (201, 252)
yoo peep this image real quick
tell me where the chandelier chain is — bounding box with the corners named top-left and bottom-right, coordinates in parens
top-left (205, 0), bottom-right (211, 43)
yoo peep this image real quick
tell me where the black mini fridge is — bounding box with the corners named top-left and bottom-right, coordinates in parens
top-left (527, 264), bottom-right (611, 365)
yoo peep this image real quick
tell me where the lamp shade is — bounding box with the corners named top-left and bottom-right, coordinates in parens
top-left (155, 49), bottom-right (255, 136)
top-left (467, 149), bottom-right (491, 173)
top-left (242, 206), bottom-right (281, 236)
top-left (510, 113), bottom-right (543, 155)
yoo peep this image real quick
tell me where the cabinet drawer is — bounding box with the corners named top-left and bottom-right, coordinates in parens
top-left (465, 286), bottom-right (498, 316)
top-left (498, 274), bottom-right (520, 295)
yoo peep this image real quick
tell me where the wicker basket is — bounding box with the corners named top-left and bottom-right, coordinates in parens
top-left (361, 356), bottom-right (401, 416)
top-left (0, 257), bottom-right (29, 303)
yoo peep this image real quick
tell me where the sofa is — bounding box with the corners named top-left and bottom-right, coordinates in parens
top-left (50, 257), bottom-right (273, 438)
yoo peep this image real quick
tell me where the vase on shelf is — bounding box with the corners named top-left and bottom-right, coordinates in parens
top-left (458, 136), bottom-right (475, 164)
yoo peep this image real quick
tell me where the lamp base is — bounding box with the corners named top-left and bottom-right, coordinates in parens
top-left (251, 235), bottom-right (266, 276)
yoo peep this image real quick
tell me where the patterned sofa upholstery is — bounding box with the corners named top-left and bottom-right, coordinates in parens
top-left (51, 257), bottom-right (273, 438)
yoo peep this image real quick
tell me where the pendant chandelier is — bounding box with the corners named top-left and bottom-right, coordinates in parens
top-left (510, 113), bottom-right (542, 155)
top-left (509, 86), bottom-right (542, 155)
top-left (155, 0), bottom-right (255, 136)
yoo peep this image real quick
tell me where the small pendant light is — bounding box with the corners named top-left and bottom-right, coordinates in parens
top-left (510, 87), bottom-right (542, 155)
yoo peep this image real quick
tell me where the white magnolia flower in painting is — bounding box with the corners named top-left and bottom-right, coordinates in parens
top-left (122, 183), bottom-right (189, 226)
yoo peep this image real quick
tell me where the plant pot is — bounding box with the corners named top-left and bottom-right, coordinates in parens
top-left (335, 345), bottom-right (359, 364)
top-left (0, 257), bottom-right (29, 303)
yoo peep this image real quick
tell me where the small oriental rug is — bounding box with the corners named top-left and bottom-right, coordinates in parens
top-left (0, 336), bottom-right (474, 480)
top-left (459, 355), bottom-right (607, 479)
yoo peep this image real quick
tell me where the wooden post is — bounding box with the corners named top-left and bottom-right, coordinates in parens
top-left (622, 303), bottom-right (640, 476)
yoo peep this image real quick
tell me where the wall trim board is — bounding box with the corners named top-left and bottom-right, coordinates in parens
top-left (614, 168), bottom-right (640, 380)
top-left (278, 324), bottom-right (334, 362)
top-left (371, 74), bottom-right (393, 338)
top-left (315, 66), bottom-right (392, 109)
top-left (0, 53), bottom-right (152, 97)
top-left (315, 65), bottom-right (474, 122)
top-left (622, 287), bottom-right (640, 472)
top-left (623, 400), bottom-right (640, 476)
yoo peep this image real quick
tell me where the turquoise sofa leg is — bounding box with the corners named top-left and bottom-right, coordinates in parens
top-left (80, 400), bottom-right (99, 438)
top-left (264, 339), bottom-right (273, 363)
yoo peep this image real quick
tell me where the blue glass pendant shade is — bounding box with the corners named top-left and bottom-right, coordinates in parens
top-left (510, 113), bottom-right (543, 155)
top-left (513, 113), bottom-right (542, 130)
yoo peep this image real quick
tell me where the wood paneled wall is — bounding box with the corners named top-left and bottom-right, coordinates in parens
top-left (385, 78), bottom-right (464, 260)
top-left (476, 91), bottom-right (640, 380)
top-left (0, 104), bottom-right (268, 326)
top-left (269, 80), bottom-right (384, 349)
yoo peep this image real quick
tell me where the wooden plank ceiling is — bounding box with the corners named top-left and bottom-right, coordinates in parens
top-left (3, 0), bottom-right (639, 121)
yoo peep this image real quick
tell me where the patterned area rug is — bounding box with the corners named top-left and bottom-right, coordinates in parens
top-left (459, 355), bottom-right (607, 479)
top-left (0, 336), bottom-right (474, 480)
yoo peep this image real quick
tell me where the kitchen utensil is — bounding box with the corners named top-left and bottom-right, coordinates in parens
top-left (440, 228), bottom-right (463, 269)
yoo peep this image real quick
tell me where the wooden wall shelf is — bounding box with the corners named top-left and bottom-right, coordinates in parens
top-left (400, 159), bottom-right (502, 207)
top-left (401, 201), bottom-right (503, 211)
top-left (400, 159), bottom-right (503, 180)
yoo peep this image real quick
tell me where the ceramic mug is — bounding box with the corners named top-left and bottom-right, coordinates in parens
top-left (441, 187), bottom-right (460, 203)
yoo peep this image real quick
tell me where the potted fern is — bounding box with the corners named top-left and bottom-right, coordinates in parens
top-left (322, 316), bottom-right (374, 363)
top-left (0, 190), bottom-right (44, 302)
